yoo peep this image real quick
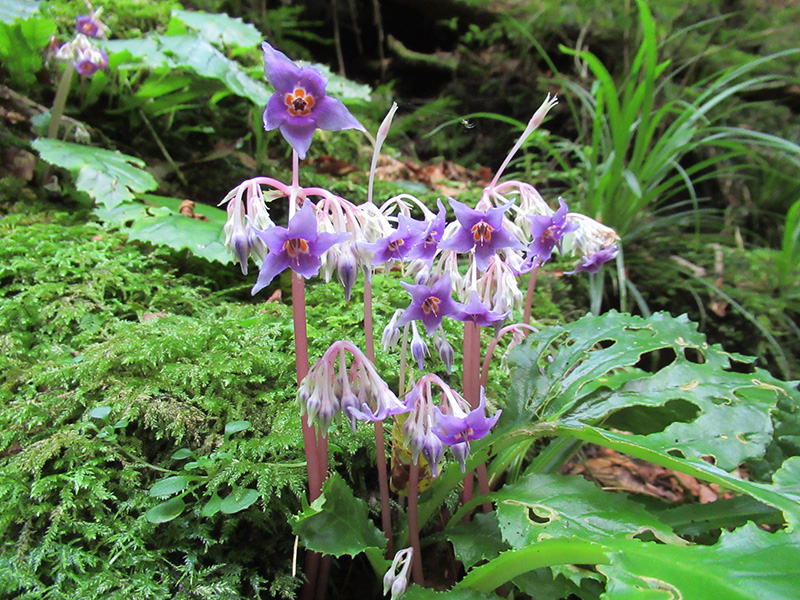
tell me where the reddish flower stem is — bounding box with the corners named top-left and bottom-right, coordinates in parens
top-left (292, 273), bottom-right (322, 498)
top-left (462, 322), bottom-right (489, 509)
top-left (523, 266), bottom-right (540, 326)
top-left (407, 462), bottom-right (425, 586)
top-left (292, 264), bottom-right (325, 600)
top-left (364, 278), bottom-right (394, 555)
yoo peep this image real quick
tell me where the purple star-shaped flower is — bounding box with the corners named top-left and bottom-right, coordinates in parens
top-left (528, 198), bottom-right (578, 266)
top-left (566, 245), bottom-right (619, 275)
top-left (406, 200), bottom-right (447, 263)
top-left (74, 45), bottom-right (108, 77)
top-left (251, 200), bottom-right (350, 295)
top-left (76, 15), bottom-right (100, 37)
top-left (361, 214), bottom-right (425, 266)
top-left (397, 274), bottom-right (463, 336)
top-left (261, 42), bottom-right (366, 159)
top-left (455, 291), bottom-right (509, 328)
top-left (433, 389), bottom-right (502, 446)
top-left (439, 199), bottom-right (524, 271)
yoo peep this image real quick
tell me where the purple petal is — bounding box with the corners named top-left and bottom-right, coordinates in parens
top-left (251, 221), bottom-right (289, 253)
top-left (449, 198), bottom-right (482, 229)
top-left (252, 251), bottom-right (290, 295)
top-left (311, 231), bottom-right (351, 256)
top-left (287, 200), bottom-right (318, 239)
top-left (263, 93), bottom-right (289, 131)
top-left (262, 42), bottom-right (301, 93)
top-left (279, 120), bottom-right (317, 159)
top-left (291, 252), bottom-right (323, 278)
top-left (313, 96), bottom-right (366, 132)
top-left (396, 304), bottom-right (427, 329)
top-left (420, 311), bottom-right (445, 336)
top-left (483, 201), bottom-right (514, 230)
top-left (438, 228), bottom-right (476, 253)
top-left (434, 410), bottom-right (469, 446)
top-left (296, 67), bottom-right (328, 101)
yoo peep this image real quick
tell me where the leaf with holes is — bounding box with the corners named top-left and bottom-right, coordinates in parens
top-left (505, 311), bottom-right (792, 469)
top-left (600, 523), bottom-right (800, 600)
top-left (493, 472), bottom-right (684, 549)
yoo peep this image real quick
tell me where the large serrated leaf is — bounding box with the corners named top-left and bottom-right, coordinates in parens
top-left (32, 138), bottom-right (158, 209)
top-left (599, 523), bottom-right (800, 600)
top-left (569, 362), bottom-right (778, 470)
top-left (291, 474), bottom-right (386, 557)
top-left (445, 512), bottom-right (508, 570)
top-left (507, 311), bottom-right (789, 471)
top-left (494, 473), bottom-right (684, 548)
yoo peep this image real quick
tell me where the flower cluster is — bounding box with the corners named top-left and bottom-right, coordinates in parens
top-left (54, 6), bottom-right (109, 77)
top-left (298, 341), bottom-right (405, 435)
top-left (219, 38), bottom-right (625, 595)
top-left (400, 374), bottom-right (501, 476)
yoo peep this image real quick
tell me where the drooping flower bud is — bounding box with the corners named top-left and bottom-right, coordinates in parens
top-left (433, 329), bottom-right (454, 375)
top-left (409, 322), bottom-right (429, 371)
top-left (383, 547), bottom-right (413, 600)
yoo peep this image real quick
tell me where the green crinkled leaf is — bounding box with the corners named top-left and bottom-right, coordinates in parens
top-left (403, 586), bottom-right (497, 600)
top-left (445, 512), bottom-right (508, 570)
top-left (570, 362), bottom-right (778, 470)
top-left (96, 195), bottom-right (232, 264)
top-left (291, 473), bottom-right (385, 557)
top-left (509, 311), bottom-right (733, 421)
top-left (600, 523), bottom-right (800, 600)
top-left (507, 311), bottom-right (788, 470)
top-left (171, 9), bottom-right (262, 50)
top-left (0, 16), bottom-right (55, 88)
top-left (494, 473), bottom-right (684, 549)
top-left (514, 566), bottom-right (603, 600)
top-left (100, 38), bottom-right (169, 69)
top-left (657, 495), bottom-right (782, 537)
top-left (32, 138), bottom-right (158, 210)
